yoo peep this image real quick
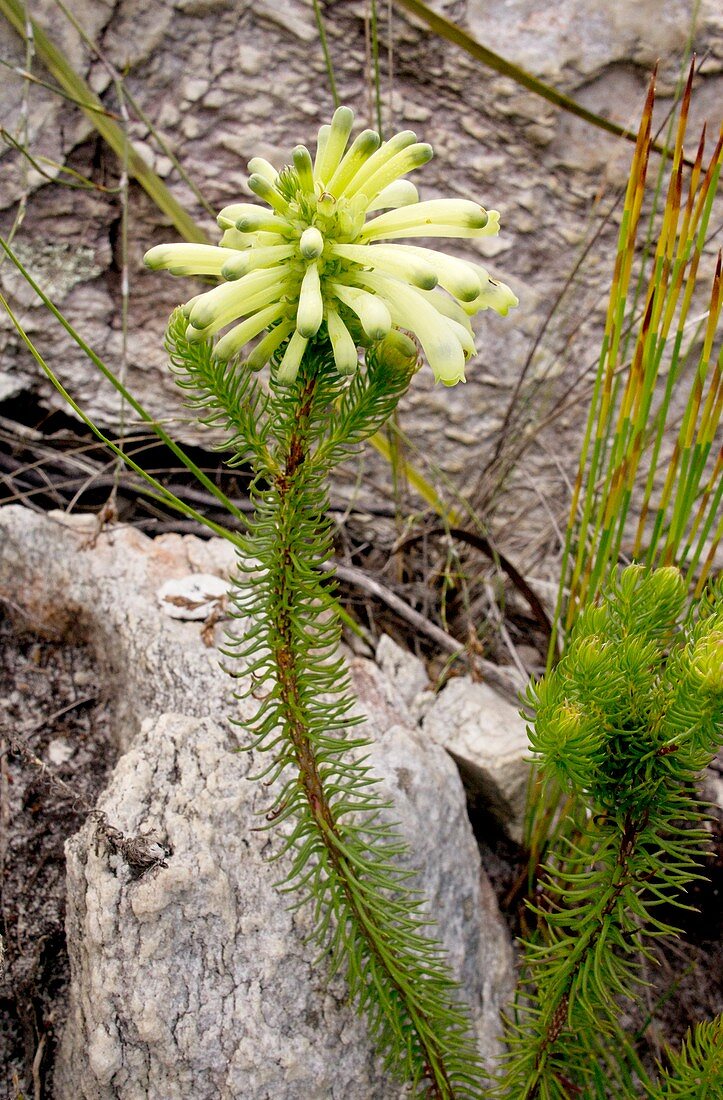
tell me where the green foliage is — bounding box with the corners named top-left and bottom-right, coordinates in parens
top-left (497, 565), bottom-right (722, 1099)
top-left (166, 320), bottom-right (483, 1097)
top-left (646, 1016), bottom-right (723, 1098)
top-left (2, 8), bottom-right (719, 1094)
top-left (315, 330), bottom-right (420, 464)
top-left (165, 308), bottom-right (270, 464)
top-left (552, 70), bottom-right (723, 660)
top-left (526, 69), bottom-right (722, 1008)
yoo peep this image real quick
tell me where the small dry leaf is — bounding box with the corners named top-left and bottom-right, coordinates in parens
top-left (157, 574), bottom-right (228, 620)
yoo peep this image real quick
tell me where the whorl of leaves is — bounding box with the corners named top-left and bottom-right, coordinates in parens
top-left (646, 1015), bottom-right (723, 1099)
top-left (496, 566), bottom-right (722, 1100)
top-left (165, 307), bottom-right (270, 465)
top-left (166, 316), bottom-right (483, 1098)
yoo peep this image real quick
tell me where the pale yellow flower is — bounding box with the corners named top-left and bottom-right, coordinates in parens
top-left (144, 106), bottom-right (518, 385)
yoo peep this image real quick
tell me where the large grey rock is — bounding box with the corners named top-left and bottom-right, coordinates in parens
top-left (467, 0), bottom-right (720, 82)
top-left (55, 698), bottom-right (513, 1099)
top-left (375, 632), bottom-right (431, 711)
top-left (0, 506), bottom-right (238, 749)
top-left (1, 1), bottom-right (720, 569)
top-left (0, 505), bottom-right (514, 1097)
top-left (423, 677), bottom-right (531, 841)
top-left (376, 632), bottom-right (531, 840)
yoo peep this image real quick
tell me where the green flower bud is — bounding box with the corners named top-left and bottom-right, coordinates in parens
top-left (375, 330), bottom-right (419, 374)
top-left (299, 227), bottom-right (324, 259)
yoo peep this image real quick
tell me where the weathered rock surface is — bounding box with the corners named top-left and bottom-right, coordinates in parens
top-left (1, 1), bottom-right (720, 566)
top-left (376, 632), bottom-right (531, 839)
top-left (57, 707), bottom-right (514, 1099)
top-left (0, 506), bottom-right (239, 749)
top-left (423, 677), bottom-right (530, 841)
top-left (0, 504), bottom-right (515, 1097)
top-left (467, 0), bottom-right (720, 82)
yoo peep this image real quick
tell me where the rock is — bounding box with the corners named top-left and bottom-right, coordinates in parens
top-left (1, 0), bottom-right (720, 570)
top-left (47, 737), bottom-right (75, 766)
top-left (0, 505), bottom-right (515, 1096)
top-left (466, 0), bottom-right (715, 83)
top-left (422, 676), bottom-right (531, 841)
top-left (157, 572), bottom-right (229, 619)
top-left (56, 702), bottom-right (512, 1099)
top-left (0, 507), bottom-right (239, 750)
top-left (375, 633), bottom-right (430, 711)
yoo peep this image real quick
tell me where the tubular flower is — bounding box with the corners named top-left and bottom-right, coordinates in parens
top-left (144, 106), bottom-right (518, 385)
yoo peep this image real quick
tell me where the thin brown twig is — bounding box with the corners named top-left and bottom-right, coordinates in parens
top-left (0, 58), bottom-right (122, 119)
top-left (7, 734), bottom-right (93, 809)
top-left (397, 525), bottom-right (554, 647)
top-left (20, 693), bottom-right (98, 740)
top-left (326, 559), bottom-right (524, 699)
top-left (31, 1032), bottom-right (45, 1100)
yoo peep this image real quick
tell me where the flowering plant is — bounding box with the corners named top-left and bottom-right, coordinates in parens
top-left (139, 108), bottom-right (526, 1097)
top-left (140, 105), bottom-right (723, 1100)
top-left (145, 105), bottom-right (517, 385)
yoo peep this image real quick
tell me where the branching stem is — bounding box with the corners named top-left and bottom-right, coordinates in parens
top-left (524, 813), bottom-right (643, 1100)
top-left (166, 321), bottom-right (484, 1094)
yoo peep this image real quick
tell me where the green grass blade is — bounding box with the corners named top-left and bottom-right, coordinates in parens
top-left (556, 75), bottom-right (722, 649)
top-left (0, 0), bottom-right (210, 244)
top-left (370, 0), bottom-right (384, 136)
top-left (0, 234), bottom-right (245, 524)
top-left (311, 0), bottom-right (339, 108)
top-left (394, 0), bottom-right (680, 158)
top-left (51, 0), bottom-right (217, 220)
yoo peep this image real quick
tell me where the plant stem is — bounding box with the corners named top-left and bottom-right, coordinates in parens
top-left (269, 371), bottom-right (460, 1098)
top-left (521, 815), bottom-right (644, 1099)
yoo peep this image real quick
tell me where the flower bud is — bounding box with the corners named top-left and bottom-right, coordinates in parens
top-left (327, 129), bottom-right (381, 196)
top-left (690, 633), bottom-right (723, 691)
top-left (292, 145), bottom-right (315, 195)
top-left (315, 105), bottom-right (354, 184)
top-left (300, 227), bottom-right (324, 259)
top-left (247, 174), bottom-right (289, 216)
top-left (331, 283), bottom-right (391, 342)
top-left (296, 263), bottom-right (324, 338)
top-left (146, 106), bottom-right (516, 383)
top-left (375, 330), bottom-right (419, 375)
top-left (247, 157), bottom-right (277, 184)
top-left (277, 330), bottom-right (308, 385)
top-left (244, 320), bottom-right (294, 371)
top-left (235, 210), bottom-right (293, 235)
top-left (367, 179), bottom-right (419, 212)
top-left (327, 308), bottom-right (358, 375)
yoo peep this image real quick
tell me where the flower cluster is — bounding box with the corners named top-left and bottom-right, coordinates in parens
top-left (144, 106), bottom-right (518, 385)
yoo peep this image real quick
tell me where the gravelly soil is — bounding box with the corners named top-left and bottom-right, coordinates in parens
top-left (0, 613), bottom-right (115, 1100)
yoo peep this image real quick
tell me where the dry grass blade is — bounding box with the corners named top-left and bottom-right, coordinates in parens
top-left (526, 64), bottom-right (721, 885)
top-left (551, 66), bottom-right (722, 657)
